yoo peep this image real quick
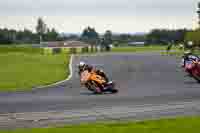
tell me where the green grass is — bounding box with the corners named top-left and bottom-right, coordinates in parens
top-left (161, 51), bottom-right (184, 56)
top-left (0, 46), bottom-right (43, 54)
top-left (1, 116), bottom-right (200, 133)
top-left (111, 45), bottom-right (176, 52)
top-left (161, 49), bottom-right (200, 57)
top-left (0, 52), bottom-right (70, 92)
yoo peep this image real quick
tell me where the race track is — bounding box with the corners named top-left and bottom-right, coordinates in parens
top-left (1, 53), bottom-right (200, 129)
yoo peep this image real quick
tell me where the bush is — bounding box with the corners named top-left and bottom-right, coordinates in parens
top-left (185, 30), bottom-right (200, 46)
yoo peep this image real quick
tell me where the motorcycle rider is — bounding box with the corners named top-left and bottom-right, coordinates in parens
top-left (78, 61), bottom-right (109, 83)
top-left (182, 50), bottom-right (200, 67)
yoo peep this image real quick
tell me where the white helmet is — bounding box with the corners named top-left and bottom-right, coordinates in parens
top-left (79, 61), bottom-right (86, 67)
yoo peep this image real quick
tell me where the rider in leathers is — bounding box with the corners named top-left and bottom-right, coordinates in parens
top-left (182, 50), bottom-right (200, 67)
top-left (78, 61), bottom-right (109, 83)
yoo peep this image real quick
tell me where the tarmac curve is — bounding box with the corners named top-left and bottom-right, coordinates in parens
top-left (1, 53), bottom-right (200, 129)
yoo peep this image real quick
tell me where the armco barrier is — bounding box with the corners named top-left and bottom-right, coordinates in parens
top-left (69, 48), bottom-right (77, 54)
top-left (43, 46), bottom-right (102, 55)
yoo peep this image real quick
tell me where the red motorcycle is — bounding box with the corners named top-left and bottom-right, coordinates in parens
top-left (182, 59), bottom-right (200, 82)
top-left (189, 60), bottom-right (200, 82)
top-left (181, 59), bottom-right (193, 76)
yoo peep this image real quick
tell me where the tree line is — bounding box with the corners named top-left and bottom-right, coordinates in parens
top-left (79, 27), bottom-right (192, 47)
top-left (146, 29), bottom-right (190, 45)
top-left (0, 18), bottom-right (63, 44)
top-left (80, 1), bottom-right (200, 47)
top-left (0, 17), bottom-right (198, 47)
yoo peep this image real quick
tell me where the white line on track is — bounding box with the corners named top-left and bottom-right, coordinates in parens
top-left (33, 54), bottom-right (74, 89)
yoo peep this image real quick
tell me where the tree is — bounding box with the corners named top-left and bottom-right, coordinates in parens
top-left (119, 34), bottom-right (131, 43)
top-left (0, 28), bottom-right (14, 44)
top-left (104, 30), bottom-right (112, 44)
top-left (103, 30), bottom-right (113, 51)
top-left (81, 26), bottom-right (98, 41)
top-left (81, 26), bottom-right (99, 52)
top-left (185, 30), bottom-right (200, 47)
top-left (0, 18), bottom-right (60, 44)
top-left (183, 2), bottom-right (200, 48)
top-left (44, 28), bottom-right (59, 41)
top-left (36, 17), bottom-right (47, 43)
top-left (197, 2), bottom-right (200, 28)
top-left (147, 29), bottom-right (188, 45)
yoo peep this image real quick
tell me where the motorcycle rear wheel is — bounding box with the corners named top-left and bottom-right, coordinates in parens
top-left (108, 88), bottom-right (118, 93)
top-left (192, 75), bottom-right (200, 83)
top-left (103, 82), bottom-right (118, 93)
top-left (191, 69), bottom-right (200, 83)
top-left (86, 81), bottom-right (103, 94)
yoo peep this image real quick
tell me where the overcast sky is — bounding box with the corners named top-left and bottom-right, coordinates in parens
top-left (0, 0), bottom-right (199, 33)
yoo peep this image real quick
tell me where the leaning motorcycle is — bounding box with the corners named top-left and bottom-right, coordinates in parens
top-left (181, 58), bottom-right (193, 76)
top-left (182, 59), bottom-right (200, 82)
top-left (80, 70), bottom-right (118, 94)
top-left (189, 60), bottom-right (200, 82)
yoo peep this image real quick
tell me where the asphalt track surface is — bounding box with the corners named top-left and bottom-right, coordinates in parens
top-left (1, 53), bottom-right (200, 129)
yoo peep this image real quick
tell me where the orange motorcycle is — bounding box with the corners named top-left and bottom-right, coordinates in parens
top-left (80, 70), bottom-right (118, 94)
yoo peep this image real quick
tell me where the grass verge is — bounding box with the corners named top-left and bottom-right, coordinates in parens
top-left (161, 50), bottom-right (200, 57)
top-left (0, 53), bottom-right (70, 92)
top-left (111, 46), bottom-right (169, 52)
top-left (1, 116), bottom-right (200, 133)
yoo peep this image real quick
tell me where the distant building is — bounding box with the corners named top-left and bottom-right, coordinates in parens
top-left (41, 41), bottom-right (90, 48)
top-left (128, 41), bottom-right (145, 46)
